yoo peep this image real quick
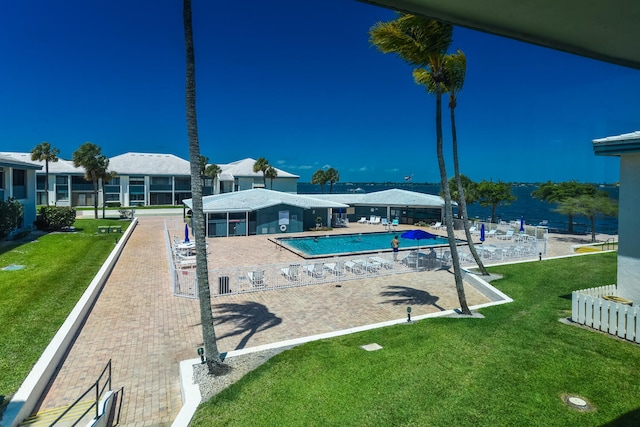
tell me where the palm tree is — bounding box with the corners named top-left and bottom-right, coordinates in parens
top-left (370, 14), bottom-right (471, 315)
top-left (253, 157), bottom-right (269, 187)
top-left (311, 169), bottom-right (328, 193)
top-left (265, 166), bottom-right (278, 190)
top-left (72, 142), bottom-right (106, 219)
top-left (415, 51), bottom-right (488, 275)
top-left (30, 141), bottom-right (60, 206)
top-left (183, 0), bottom-right (224, 373)
top-left (204, 163), bottom-right (221, 194)
top-left (325, 167), bottom-right (340, 194)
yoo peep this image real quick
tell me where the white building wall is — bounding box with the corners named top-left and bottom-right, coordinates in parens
top-left (121, 176), bottom-right (130, 206)
top-left (617, 153), bottom-right (640, 303)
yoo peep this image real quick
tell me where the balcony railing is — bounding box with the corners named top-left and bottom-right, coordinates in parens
top-left (130, 185), bottom-right (145, 195)
top-left (150, 184), bottom-right (172, 191)
top-left (104, 185), bottom-right (121, 193)
top-left (71, 183), bottom-right (94, 191)
top-left (12, 186), bottom-right (26, 199)
top-left (175, 184), bottom-right (191, 191)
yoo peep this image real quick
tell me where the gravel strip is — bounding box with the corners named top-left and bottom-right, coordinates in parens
top-left (194, 346), bottom-right (293, 402)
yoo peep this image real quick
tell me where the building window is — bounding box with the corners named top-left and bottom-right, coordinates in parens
top-left (130, 176), bottom-right (145, 186)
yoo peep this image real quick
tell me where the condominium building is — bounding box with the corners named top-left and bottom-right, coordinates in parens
top-left (0, 152), bottom-right (299, 208)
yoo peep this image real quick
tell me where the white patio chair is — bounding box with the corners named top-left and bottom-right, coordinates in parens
top-left (248, 270), bottom-right (265, 286)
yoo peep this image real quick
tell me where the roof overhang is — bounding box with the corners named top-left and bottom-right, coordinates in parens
top-left (360, 0), bottom-right (640, 70)
top-left (593, 131), bottom-right (640, 156)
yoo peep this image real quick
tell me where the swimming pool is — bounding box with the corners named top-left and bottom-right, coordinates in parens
top-left (276, 231), bottom-right (450, 257)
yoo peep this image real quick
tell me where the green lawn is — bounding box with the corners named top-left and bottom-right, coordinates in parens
top-left (191, 253), bottom-right (640, 426)
top-left (0, 219), bottom-right (128, 410)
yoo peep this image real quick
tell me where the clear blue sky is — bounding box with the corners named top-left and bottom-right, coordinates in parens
top-left (2, 0), bottom-right (639, 183)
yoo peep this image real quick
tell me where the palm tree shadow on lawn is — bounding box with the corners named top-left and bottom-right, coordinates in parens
top-left (379, 285), bottom-right (446, 311)
top-left (210, 302), bottom-right (282, 350)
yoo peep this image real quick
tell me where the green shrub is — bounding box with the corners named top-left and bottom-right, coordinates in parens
top-left (0, 198), bottom-right (24, 239)
top-left (37, 206), bottom-right (76, 230)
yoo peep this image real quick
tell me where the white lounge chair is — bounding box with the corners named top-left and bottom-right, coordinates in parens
top-left (280, 264), bottom-right (300, 281)
top-left (303, 262), bottom-right (325, 278)
top-left (356, 259), bottom-right (381, 272)
top-left (431, 221), bottom-right (442, 229)
top-left (497, 230), bottom-right (515, 240)
top-left (248, 270), bottom-right (265, 286)
top-left (325, 261), bottom-right (346, 276)
top-left (357, 217), bottom-right (367, 224)
top-left (177, 256), bottom-right (197, 269)
top-left (369, 256), bottom-right (392, 269)
top-left (345, 260), bottom-right (364, 274)
top-left (485, 229), bottom-right (498, 238)
top-left (381, 218), bottom-right (389, 229)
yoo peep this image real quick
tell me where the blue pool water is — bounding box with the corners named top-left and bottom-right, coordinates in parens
top-left (277, 232), bottom-right (450, 257)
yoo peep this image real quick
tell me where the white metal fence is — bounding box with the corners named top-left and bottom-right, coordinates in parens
top-left (165, 219), bottom-right (548, 299)
top-left (571, 285), bottom-right (639, 343)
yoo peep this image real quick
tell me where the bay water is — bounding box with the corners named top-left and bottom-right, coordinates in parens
top-left (297, 182), bottom-right (619, 235)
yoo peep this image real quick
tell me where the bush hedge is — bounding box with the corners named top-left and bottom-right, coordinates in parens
top-left (36, 206), bottom-right (77, 230)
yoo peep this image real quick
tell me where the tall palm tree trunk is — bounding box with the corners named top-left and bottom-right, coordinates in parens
top-left (435, 88), bottom-right (471, 315)
top-left (450, 103), bottom-right (488, 275)
top-left (184, 0), bottom-right (223, 373)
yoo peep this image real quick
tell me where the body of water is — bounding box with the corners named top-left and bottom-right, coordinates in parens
top-left (277, 231), bottom-right (449, 257)
top-left (297, 182), bottom-right (619, 235)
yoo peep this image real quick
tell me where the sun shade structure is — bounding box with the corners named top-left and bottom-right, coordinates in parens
top-left (360, 0), bottom-right (640, 69)
top-left (400, 229), bottom-right (438, 241)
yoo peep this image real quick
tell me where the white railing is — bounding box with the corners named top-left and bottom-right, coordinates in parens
top-left (571, 285), bottom-right (639, 343)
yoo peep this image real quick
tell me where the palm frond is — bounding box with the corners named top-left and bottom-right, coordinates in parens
top-left (369, 14), bottom-right (453, 67)
top-left (444, 49), bottom-right (466, 96)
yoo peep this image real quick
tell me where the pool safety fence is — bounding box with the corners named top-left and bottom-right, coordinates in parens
top-left (571, 285), bottom-right (640, 343)
top-left (165, 219), bottom-right (547, 299)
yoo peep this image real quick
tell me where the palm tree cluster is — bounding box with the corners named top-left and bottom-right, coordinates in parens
top-left (72, 142), bottom-right (113, 219)
top-left (252, 157), bottom-right (278, 189)
top-left (311, 167), bottom-right (340, 193)
top-left (370, 13), bottom-right (488, 314)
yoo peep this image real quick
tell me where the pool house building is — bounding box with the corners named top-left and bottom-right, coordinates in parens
top-left (183, 188), bottom-right (447, 237)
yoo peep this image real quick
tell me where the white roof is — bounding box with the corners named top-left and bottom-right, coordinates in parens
top-left (0, 152), bottom-right (75, 173)
top-left (184, 188), bottom-right (349, 213)
top-left (592, 131), bottom-right (640, 143)
top-left (219, 158), bottom-right (299, 179)
top-left (109, 152), bottom-right (190, 176)
top-left (311, 188), bottom-right (447, 208)
top-left (0, 153), bottom-right (42, 170)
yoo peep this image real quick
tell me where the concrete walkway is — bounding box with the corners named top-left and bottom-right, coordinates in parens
top-left (35, 216), bottom-right (613, 426)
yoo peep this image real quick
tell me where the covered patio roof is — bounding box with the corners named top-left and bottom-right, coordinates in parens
top-left (360, 0), bottom-right (640, 70)
top-left (313, 188), bottom-right (447, 208)
top-left (183, 188), bottom-right (349, 213)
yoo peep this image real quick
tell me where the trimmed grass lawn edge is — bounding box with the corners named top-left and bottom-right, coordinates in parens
top-left (173, 271), bottom-right (514, 427)
top-left (3, 219), bottom-right (138, 427)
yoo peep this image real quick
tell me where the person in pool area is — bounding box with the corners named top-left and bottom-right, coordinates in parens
top-left (391, 235), bottom-right (399, 261)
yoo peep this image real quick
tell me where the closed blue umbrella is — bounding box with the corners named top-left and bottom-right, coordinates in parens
top-left (520, 216), bottom-right (525, 232)
top-left (185, 223), bottom-right (190, 243)
top-left (480, 223), bottom-right (485, 242)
